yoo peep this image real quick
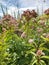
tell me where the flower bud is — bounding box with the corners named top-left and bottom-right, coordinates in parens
top-left (21, 32), bottom-right (27, 38)
top-left (36, 50), bottom-right (45, 56)
top-left (37, 28), bottom-right (43, 33)
top-left (28, 39), bottom-right (34, 44)
top-left (2, 28), bottom-right (6, 32)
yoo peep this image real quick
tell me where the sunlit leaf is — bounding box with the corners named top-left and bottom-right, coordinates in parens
top-left (41, 56), bottom-right (49, 59)
top-left (41, 36), bottom-right (49, 41)
top-left (39, 47), bottom-right (49, 52)
top-left (32, 60), bottom-right (37, 65)
top-left (40, 60), bottom-right (46, 65)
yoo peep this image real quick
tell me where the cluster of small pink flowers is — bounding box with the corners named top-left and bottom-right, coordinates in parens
top-left (2, 28), bottom-right (6, 32)
top-left (42, 33), bottom-right (49, 38)
top-left (21, 32), bottom-right (27, 38)
top-left (42, 33), bottom-right (47, 37)
top-left (36, 50), bottom-right (45, 56)
top-left (21, 9), bottom-right (37, 21)
top-left (44, 8), bottom-right (49, 15)
top-left (39, 20), bottom-right (45, 26)
top-left (37, 28), bottom-right (43, 33)
top-left (46, 33), bottom-right (49, 38)
top-left (0, 14), bottom-right (18, 31)
top-left (28, 39), bottom-right (34, 44)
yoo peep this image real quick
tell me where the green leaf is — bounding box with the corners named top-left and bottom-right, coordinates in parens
top-left (32, 60), bottom-right (37, 65)
top-left (30, 52), bottom-right (36, 56)
top-left (30, 56), bottom-right (36, 65)
top-left (40, 60), bottom-right (46, 65)
top-left (39, 43), bottom-right (46, 47)
top-left (41, 36), bottom-right (49, 41)
top-left (41, 56), bottom-right (49, 60)
top-left (39, 47), bottom-right (49, 52)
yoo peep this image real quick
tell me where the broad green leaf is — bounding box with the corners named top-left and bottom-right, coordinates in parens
top-left (30, 56), bottom-right (36, 65)
top-left (39, 47), bottom-right (49, 52)
top-left (41, 36), bottom-right (49, 41)
top-left (32, 60), bottom-right (37, 65)
top-left (40, 60), bottom-right (46, 65)
top-left (30, 52), bottom-right (36, 56)
top-left (41, 56), bottom-right (49, 60)
top-left (26, 51), bottom-right (36, 56)
top-left (39, 43), bottom-right (46, 47)
top-left (0, 42), bottom-right (2, 45)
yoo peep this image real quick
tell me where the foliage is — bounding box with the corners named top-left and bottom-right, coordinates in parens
top-left (0, 9), bottom-right (49, 65)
